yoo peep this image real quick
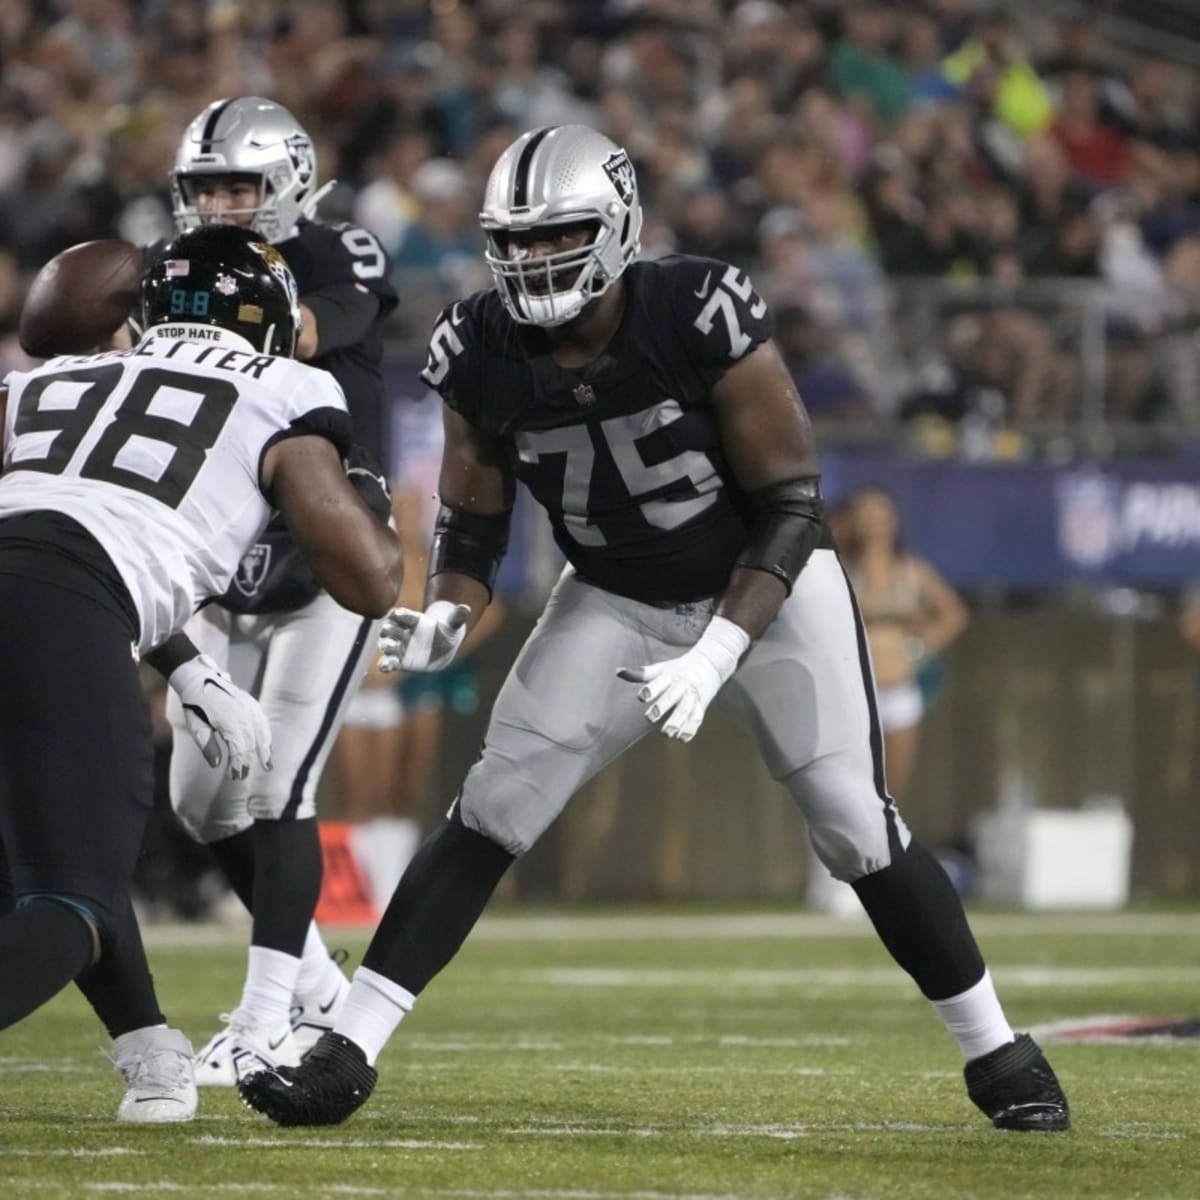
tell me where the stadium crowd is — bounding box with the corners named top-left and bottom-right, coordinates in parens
top-left (0, 0), bottom-right (1198, 434)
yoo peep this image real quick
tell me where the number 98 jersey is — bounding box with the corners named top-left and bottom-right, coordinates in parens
top-left (421, 254), bottom-right (774, 603)
top-left (0, 334), bottom-right (352, 652)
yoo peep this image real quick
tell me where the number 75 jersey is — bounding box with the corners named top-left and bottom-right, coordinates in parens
top-left (421, 254), bottom-right (774, 603)
top-left (0, 335), bottom-right (352, 652)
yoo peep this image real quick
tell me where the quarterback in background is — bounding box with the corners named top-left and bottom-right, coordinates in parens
top-left (240, 125), bottom-right (1069, 1134)
top-left (118, 97), bottom-right (400, 1087)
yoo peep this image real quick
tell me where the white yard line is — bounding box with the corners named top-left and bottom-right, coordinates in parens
top-left (141, 910), bottom-right (1200, 948)
top-left (189, 1135), bottom-right (482, 1151)
top-left (0, 1186), bottom-right (766, 1200)
top-left (498, 965), bottom-right (1200, 989)
top-left (4, 1148), bottom-right (142, 1158)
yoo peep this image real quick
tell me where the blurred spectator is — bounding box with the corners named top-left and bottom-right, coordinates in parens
top-left (353, 128), bottom-right (433, 255)
top-left (0, 0), bottom-right (1196, 436)
top-left (831, 2), bottom-right (913, 127)
top-left (389, 156), bottom-right (488, 329)
top-left (941, 8), bottom-right (1052, 139)
top-left (775, 304), bottom-right (876, 423)
top-left (840, 486), bottom-right (969, 800)
top-left (1049, 71), bottom-right (1129, 188)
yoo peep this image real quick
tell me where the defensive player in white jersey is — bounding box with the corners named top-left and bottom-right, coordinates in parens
top-left (240, 126), bottom-right (1069, 1133)
top-left (119, 98), bottom-right (400, 1085)
top-left (0, 224), bottom-right (403, 1122)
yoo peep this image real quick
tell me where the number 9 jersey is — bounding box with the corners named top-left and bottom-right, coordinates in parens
top-left (421, 254), bottom-right (774, 604)
top-left (0, 333), bottom-right (352, 652)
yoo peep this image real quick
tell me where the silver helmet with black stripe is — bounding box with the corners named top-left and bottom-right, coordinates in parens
top-left (480, 125), bottom-right (643, 327)
top-left (172, 97), bottom-right (330, 244)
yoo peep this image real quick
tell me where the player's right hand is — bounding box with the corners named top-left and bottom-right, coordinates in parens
top-left (168, 654), bottom-right (273, 780)
top-left (377, 600), bottom-right (471, 674)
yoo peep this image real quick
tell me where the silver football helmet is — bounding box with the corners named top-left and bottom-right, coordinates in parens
top-left (171, 97), bottom-right (332, 244)
top-left (480, 125), bottom-right (643, 327)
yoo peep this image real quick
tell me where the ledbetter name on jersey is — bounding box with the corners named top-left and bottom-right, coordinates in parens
top-left (421, 253), bottom-right (826, 604)
top-left (0, 334), bottom-right (352, 652)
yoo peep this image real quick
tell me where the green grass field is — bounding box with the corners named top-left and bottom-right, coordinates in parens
top-left (3, 908), bottom-right (1199, 1200)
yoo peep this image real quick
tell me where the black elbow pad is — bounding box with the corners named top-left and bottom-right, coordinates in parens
top-left (343, 444), bottom-right (392, 521)
top-left (734, 476), bottom-right (824, 593)
top-left (430, 505), bottom-right (512, 597)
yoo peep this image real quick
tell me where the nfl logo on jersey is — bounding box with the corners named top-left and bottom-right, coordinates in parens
top-left (572, 383), bottom-right (597, 407)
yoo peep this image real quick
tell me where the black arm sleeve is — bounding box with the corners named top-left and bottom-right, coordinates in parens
top-left (145, 631), bottom-right (200, 679)
top-left (734, 476), bottom-right (824, 593)
top-left (429, 505), bottom-right (513, 598)
top-left (302, 284), bottom-right (380, 355)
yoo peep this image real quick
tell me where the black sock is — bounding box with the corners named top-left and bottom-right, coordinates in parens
top-left (0, 840), bottom-right (13, 917)
top-left (363, 813), bottom-right (514, 995)
top-left (0, 900), bottom-right (95, 1030)
top-left (251, 817), bottom-right (323, 957)
top-left (207, 826), bottom-right (256, 911)
top-left (75, 896), bottom-right (164, 1038)
top-left (852, 838), bottom-right (986, 1001)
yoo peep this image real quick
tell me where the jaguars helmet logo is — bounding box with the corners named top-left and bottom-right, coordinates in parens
top-left (249, 240), bottom-right (299, 310)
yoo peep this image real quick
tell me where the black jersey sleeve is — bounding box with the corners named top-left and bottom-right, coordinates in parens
top-left (668, 255), bottom-right (774, 385)
top-left (303, 282), bottom-right (380, 355)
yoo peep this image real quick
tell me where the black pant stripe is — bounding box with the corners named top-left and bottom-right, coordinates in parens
top-left (839, 563), bottom-right (903, 854)
top-left (283, 616), bottom-right (374, 819)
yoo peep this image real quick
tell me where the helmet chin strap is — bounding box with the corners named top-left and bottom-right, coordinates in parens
top-left (299, 180), bottom-right (336, 223)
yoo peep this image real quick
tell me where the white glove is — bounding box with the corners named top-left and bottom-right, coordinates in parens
top-left (169, 654), bottom-right (273, 780)
top-left (617, 616), bottom-right (750, 743)
top-left (377, 600), bottom-right (471, 674)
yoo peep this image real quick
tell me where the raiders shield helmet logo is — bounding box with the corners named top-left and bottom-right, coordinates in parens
top-left (284, 132), bottom-right (316, 188)
top-left (234, 543), bottom-right (272, 597)
top-left (602, 150), bottom-right (636, 208)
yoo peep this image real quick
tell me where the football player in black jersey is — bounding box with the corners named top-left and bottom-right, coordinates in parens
top-left (90, 97), bottom-right (400, 1087)
top-left (239, 125), bottom-right (1069, 1133)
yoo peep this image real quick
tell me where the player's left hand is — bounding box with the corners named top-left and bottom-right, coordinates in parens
top-left (168, 654), bottom-right (273, 780)
top-left (618, 616), bottom-right (751, 743)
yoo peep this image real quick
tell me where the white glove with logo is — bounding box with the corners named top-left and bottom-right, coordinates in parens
top-left (168, 654), bottom-right (273, 780)
top-left (617, 616), bottom-right (751, 743)
top-left (377, 600), bottom-right (471, 674)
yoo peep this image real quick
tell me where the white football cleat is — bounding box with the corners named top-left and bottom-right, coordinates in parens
top-left (112, 1026), bottom-right (197, 1123)
top-left (291, 958), bottom-right (352, 1057)
top-left (193, 1008), bottom-right (301, 1087)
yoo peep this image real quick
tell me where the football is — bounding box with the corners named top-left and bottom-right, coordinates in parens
top-left (18, 238), bottom-right (142, 358)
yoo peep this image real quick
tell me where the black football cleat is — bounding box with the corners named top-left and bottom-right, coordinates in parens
top-left (237, 1032), bottom-right (378, 1127)
top-left (965, 1033), bottom-right (1070, 1132)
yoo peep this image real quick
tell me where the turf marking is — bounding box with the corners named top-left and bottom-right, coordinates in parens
top-left (142, 910), bottom-right (1200, 947)
top-left (0, 1184), bottom-right (749, 1200)
top-left (4, 1148), bottom-right (142, 1158)
top-left (505, 965), bottom-right (1200, 990)
top-left (190, 1135), bottom-right (482, 1151)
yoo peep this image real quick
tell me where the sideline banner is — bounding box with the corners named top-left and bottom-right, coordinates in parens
top-left (824, 453), bottom-right (1200, 588)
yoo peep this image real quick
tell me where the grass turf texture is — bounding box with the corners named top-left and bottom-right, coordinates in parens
top-left (2, 909), bottom-right (1198, 1200)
